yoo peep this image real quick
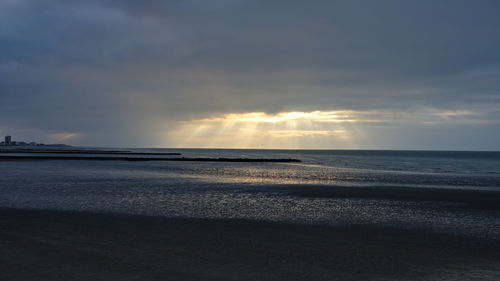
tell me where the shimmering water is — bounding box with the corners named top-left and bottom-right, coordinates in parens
top-left (1, 149), bottom-right (500, 237)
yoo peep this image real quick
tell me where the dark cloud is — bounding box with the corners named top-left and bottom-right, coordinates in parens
top-left (0, 0), bottom-right (499, 148)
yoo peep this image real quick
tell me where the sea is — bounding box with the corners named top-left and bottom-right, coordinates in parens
top-left (1, 149), bottom-right (500, 238)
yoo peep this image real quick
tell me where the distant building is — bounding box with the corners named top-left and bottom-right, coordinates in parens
top-left (0, 135), bottom-right (68, 147)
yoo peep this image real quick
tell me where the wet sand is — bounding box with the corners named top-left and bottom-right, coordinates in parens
top-left (274, 184), bottom-right (500, 210)
top-left (1, 208), bottom-right (499, 281)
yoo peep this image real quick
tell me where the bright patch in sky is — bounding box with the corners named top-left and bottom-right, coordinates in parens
top-left (164, 110), bottom-right (364, 149)
top-left (161, 108), bottom-right (497, 149)
top-left (200, 111), bottom-right (357, 123)
top-left (47, 133), bottom-right (82, 143)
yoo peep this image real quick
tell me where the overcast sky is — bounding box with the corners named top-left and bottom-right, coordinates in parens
top-left (1, 0), bottom-right (499, 149)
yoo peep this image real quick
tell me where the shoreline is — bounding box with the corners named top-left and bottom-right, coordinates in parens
top-left (0, 149), bottom-right (181, 155)
top-left (0, 155), bottom-right (301, 162)
top-left (1, 207), bottom-right (499, 280)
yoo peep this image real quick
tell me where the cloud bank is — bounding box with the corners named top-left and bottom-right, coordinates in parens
top-left (1, 0), bottom-right (499, 149)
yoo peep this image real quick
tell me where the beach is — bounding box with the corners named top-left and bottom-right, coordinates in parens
top-left (3, 0), bottom-right (500, 279)
top-left (1, 149), bottom-right (500, 280)
top-left (1, 207), bottom-right (500, 281)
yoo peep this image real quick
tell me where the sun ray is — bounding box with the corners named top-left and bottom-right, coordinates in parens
top-left (166, 110), bottom-right (365, 148)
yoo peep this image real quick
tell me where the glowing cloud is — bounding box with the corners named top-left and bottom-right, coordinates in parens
top-left (199, 111), bottom-right (357, 123)
top-left (160, 108), bottom-right (495, 149)
top-left (163, 110), bottom-right (359, 149)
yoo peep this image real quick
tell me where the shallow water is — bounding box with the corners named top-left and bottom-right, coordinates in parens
top-left (1, 149), bottom-right (500, 238)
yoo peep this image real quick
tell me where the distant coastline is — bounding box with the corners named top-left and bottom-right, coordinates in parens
top-left (0, 155), bottom-right (301, 163)
top-left (0, 145), bottom-right (300, 162)
top-left (0, 143), bottom-right (70, 147)
top-left (0, 135), bottom-right (70, 148)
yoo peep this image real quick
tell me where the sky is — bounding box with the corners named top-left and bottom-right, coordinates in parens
top-left (1, 0), bottom-right (499, 149)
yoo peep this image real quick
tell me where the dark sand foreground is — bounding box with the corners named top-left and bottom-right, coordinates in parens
top-left (1, 208), bottom-right (499, 281)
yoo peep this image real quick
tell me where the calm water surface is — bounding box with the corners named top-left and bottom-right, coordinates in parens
top-left (1, 149), bottom-right (500, 238)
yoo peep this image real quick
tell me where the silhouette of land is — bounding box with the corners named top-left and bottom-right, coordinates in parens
top-left (0, 155), bottom-right (301, 162)
top-left (1, 135), bottom-right (69, 147)
top-left (0, 148), bottom-right (181, 155)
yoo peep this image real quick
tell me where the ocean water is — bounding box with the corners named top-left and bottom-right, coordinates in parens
top-left (1, 149), bottom-right (500, 238)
